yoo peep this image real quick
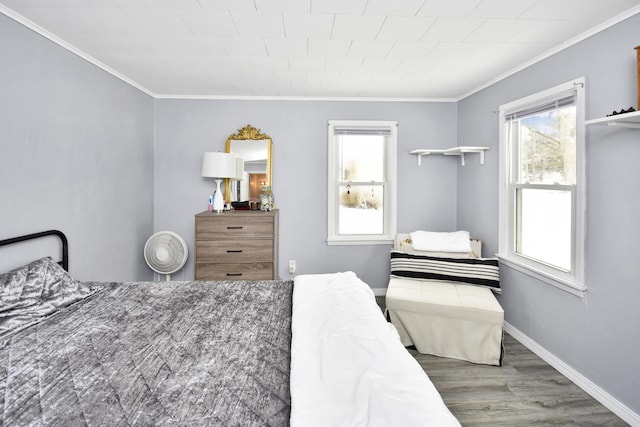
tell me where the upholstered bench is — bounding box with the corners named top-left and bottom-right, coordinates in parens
top-left (385, 233), bottom-right (504, 366)
top-left (386, 277), bottom-right (503, 365)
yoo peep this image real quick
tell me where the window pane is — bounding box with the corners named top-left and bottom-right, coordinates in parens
top-left (338, 184), bottom-right (384, 235)
top-left (517, 105), bottom-right (576, 185)
top-left (339, 135), bottom-right (384, 182)
top-left (517, 188), bottom-right (572, 271)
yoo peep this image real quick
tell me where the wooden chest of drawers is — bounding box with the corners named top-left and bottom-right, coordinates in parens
top-left (194, 210), bottom-right (279, 280)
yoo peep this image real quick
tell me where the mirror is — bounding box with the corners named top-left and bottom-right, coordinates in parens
top-left (224, 124), bottom-right (272, 202)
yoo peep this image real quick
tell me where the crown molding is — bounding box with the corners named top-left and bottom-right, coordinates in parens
top-left (0, 4), bottom-right (156, 98)
top-left (154, 94), bottom-right (456, 102)
top-left (457, 5), bottom-right (640, 101)
top-left (3, 3), bottom-right (639, 103)
top-left (0, 5), bottom-right (454, 103)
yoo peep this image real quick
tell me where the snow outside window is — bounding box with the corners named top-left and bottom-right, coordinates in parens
top-left (327, 120), bottom-right (397, 245)
top-left (498, 79), bottom-right (586, 296)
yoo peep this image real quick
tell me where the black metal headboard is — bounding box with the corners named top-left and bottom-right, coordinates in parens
top-left (0, 230), bottom-right (69, 271)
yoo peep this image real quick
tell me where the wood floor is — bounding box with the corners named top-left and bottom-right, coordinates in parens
top-left (375, 297), bottom-right (628, 426)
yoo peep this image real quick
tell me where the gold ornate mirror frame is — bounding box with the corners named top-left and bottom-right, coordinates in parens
top-left (224, 124), bottom-right (273, 201)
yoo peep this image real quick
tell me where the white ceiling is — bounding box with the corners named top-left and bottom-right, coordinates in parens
top-left (2, 0), bottom-right (639, 100)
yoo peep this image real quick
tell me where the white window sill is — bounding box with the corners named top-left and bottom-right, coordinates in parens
top-left (496, 254), bottom-right (587, 298)
top-left (327, 237), bottom-right (393, 246)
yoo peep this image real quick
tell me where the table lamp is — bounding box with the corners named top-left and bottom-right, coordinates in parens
top-left (202, 152), bottom-right (237, 212)
top-left (233, 156), bottom-right (244, 181)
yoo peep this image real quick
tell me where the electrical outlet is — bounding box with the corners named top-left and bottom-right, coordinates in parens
top-left (289, 260), bottom-right (296, 274)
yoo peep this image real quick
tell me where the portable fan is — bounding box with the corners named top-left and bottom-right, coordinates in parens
top-left (144, 231), bottom-right (188, 281)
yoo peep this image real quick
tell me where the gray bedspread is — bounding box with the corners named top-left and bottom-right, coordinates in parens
top-left (0, 280), bottom-right (292, 426)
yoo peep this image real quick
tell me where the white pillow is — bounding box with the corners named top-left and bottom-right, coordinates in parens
top-left (409, 230), bottom-right (472, 253)
top-left (399, 239), bottom-right (472, 259)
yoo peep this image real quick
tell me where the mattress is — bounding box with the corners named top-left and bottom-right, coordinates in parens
top-left (290, 272), bottom-right (460, 427)
top-left (0, 280), bottom-right (292, 426)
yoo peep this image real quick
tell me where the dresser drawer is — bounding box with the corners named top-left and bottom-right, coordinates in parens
top-left (194, 210), bottom-right (279, 281)
top-left (196, 216), bottom-right (273, 239)
top-left (196, 240), bottom-right (273, 263)
top-left (195, 263), bottom-right (273, 281)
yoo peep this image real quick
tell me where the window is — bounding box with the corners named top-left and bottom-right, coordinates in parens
top-left (327, 120), bottom-right (397, 245)
top-left (498, 79), bottom-right (586, 296)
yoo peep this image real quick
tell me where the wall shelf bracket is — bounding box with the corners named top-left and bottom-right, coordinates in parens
top-left (410, 146), bottom-right (489, 166)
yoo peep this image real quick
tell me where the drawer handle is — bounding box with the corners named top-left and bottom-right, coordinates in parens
top-left (227, 273), bottom-right (242, 276)
top-left (226, 250), bottom-right (243, 253)
top-left (227, 226), bottom-right (244, 229)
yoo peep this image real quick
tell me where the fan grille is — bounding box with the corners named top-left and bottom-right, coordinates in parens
top-left (144, 232), bottom-right (188, 275)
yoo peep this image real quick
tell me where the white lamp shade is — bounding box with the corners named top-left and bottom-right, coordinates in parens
top-left (202, 152), bottom-right (237, 178)
top-left (233, 156), bottom-right (244, 180)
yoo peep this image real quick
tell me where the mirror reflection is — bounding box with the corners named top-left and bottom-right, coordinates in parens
top-left (224, 125), bottom-right (272, 203)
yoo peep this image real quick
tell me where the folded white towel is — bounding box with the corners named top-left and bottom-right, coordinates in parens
top-left (410, 230), bottom-right (472, 253)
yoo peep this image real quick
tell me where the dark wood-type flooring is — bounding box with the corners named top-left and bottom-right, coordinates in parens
top-left (375, 296), bottom-right (628, 426)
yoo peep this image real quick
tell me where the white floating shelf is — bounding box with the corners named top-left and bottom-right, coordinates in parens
top-left (585, 110), bottom-right (640, 128)
top-left (410, 146), bottom-right (490, 166)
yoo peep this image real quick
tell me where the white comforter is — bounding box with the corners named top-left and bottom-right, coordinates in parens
top-left (290, 271), bottom-right (460, 427)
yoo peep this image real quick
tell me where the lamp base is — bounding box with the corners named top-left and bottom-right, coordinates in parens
top-left (212, 179), bottom-right (225, 212)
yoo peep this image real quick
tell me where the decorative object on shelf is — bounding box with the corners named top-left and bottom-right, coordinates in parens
top-left (585, 45), bottom-right (640, 128)
top-left (585, 110), bottom-right (640, 128)
top-left (202, 152), bottom-right (238, 212)
top-left (410, 146), bottom-right (489, 166)
top-left (260, 186), bottom-right (274, 211)
top-left (606, 106), bottom-right (636, 116)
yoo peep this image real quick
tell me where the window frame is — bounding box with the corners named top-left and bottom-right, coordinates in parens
top-left (327, 120), bottom-right (397, 245)
top-left (497, 78), bottom-right (587, 297)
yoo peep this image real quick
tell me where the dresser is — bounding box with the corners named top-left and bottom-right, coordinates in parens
top-left (194, 210), bottom-right (279, 280)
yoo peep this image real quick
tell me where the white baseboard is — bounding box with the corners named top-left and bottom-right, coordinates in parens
top-left (504, 322), bottom-right (640, 427)
top-left (372, 287), bottom-right (387, 296)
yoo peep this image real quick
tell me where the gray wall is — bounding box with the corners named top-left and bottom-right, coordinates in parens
top-left (0, 14), bottom-right (155, 281)
top-left (153, 99), bottom-right (458, 288)
top-left (4, 4), bottom-right (638, 419)
top-left (457, 13), bottom-right (640, 415)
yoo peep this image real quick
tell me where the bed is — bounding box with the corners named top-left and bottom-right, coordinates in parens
top-left (0, 230), bottom-right (459, 426)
